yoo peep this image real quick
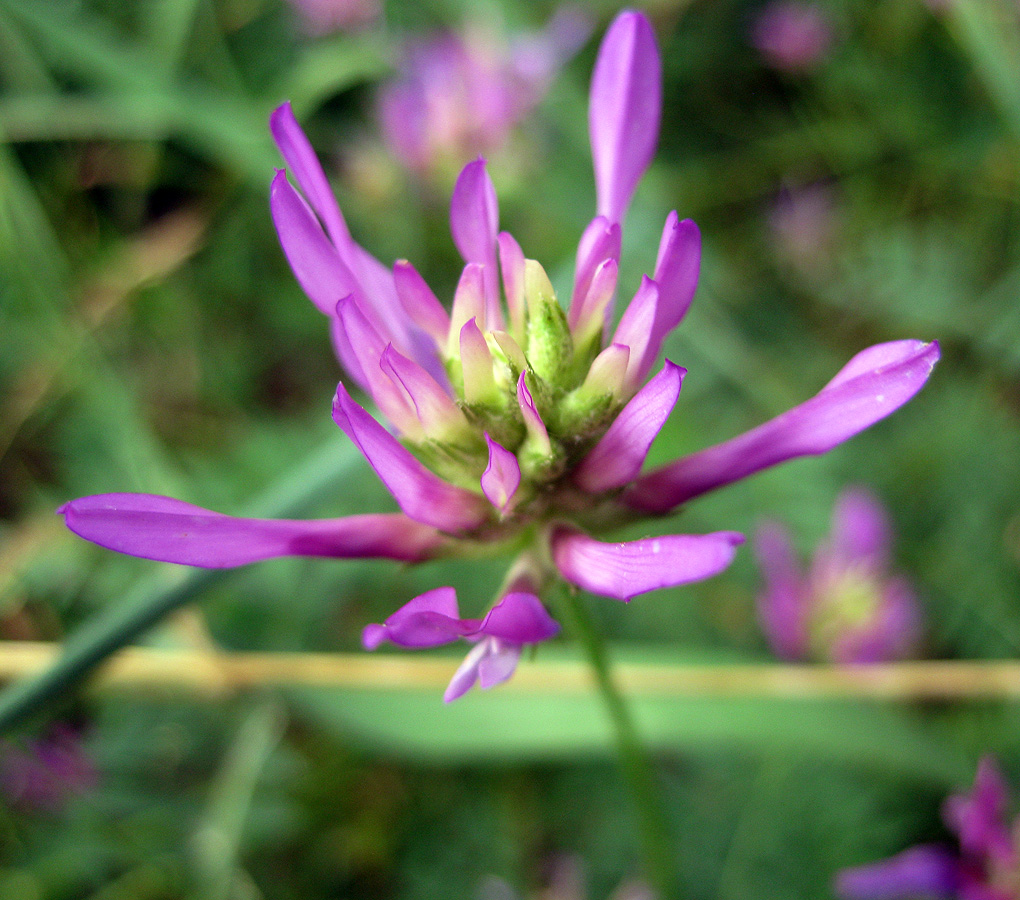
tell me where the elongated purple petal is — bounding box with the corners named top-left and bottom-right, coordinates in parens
top-left (612, 275), bottom-right (661, 392)
top-left (551, 527), bottom-right (744, 601)
top-left (332, 382), bottom-right (490, 532)
top-left (570, 216), bottom-right (621, 325)
top-left (498, 231), bottom-right (526, 337)
top-left (481, 434), bottom-right (521, 512)
top-left (835, 846), bottom-right (959, 900)
top-left (575, 360), bottom-right (685, 492)
top-left (827, 487), bottom-right (891, 570)
top-left (625, 340), bottom-right (941, 513)
top-left (450, 159), bottom-right (501, 327)
top-left (270, 170), bottom-right (356, 316)
top-left (943, 757), bottom-right (1014, 863)
top-left (477, 591), bottom-right (560, 643)
top-left (393, 259), bottom-right (450, 345)
top-left (270, 102), bottom-right (351, 248)
top-left (363, 586), bottom-right (471, 650)
top-left (753, 521), bottom-right (808, 659)
top-left (651, 214), bottom-right (701, 339)
top-left (59, 494), bottom-right (444, 567)
top-left (589, 11), bottom-right (661, 224)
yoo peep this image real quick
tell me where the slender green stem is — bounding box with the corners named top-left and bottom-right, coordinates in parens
top-left (556, 586), bottom-right (681, 900)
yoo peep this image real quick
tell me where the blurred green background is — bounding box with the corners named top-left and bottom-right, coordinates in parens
top-left (2, 0), bottom-right (1020, 896)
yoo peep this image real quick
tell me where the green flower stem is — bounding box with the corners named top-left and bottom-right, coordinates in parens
top-left (0, 436), bottom-right (362, 735)
top-left (556, 586), bottom-right (682, 900)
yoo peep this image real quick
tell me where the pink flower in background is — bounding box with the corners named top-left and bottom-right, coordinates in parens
top-left (60, 11), bottom-right (938, 699)
top-left (0, 724), bottom-right (96, 813)
top-left (837, 757), bottom-right (1020, 899)
top-left (751, 1), bottom-right (833, 72)
top-left (378, 9), bottom-right (590, 174)
top-left (283, 0), bottom-right (379, 35)
top-left (754, 488), bottom-right (921, 663)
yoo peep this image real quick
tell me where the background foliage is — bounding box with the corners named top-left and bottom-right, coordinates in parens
top-left (1, 0), bottom-right (1019, 897)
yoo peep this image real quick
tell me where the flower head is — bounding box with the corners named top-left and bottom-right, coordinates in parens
top-left (754, 487), bottom-right (921, 663)
top-left (60, 10), bottom-right (938, 699)
top-left (837, 757), bottom-right (1020, 900)
top-left (751, 1), bottom-right (834, 72)
top-left (378, 10), bottom-right (590, 177)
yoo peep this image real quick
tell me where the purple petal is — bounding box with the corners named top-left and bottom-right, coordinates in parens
top-left (59, 494), bottom-right (444, 567)
top-left (570, 258), bottom-right (619, 348)
top-left (443, 639), bottom-right (490, 702)
top-left (498, 231), bottom-right (526, 337)
top-left (611, 276), bottom-right (661, 392)
top-left (753, 521), bottom-right (809, 659)
top-left (551, 527), bottom-right (744, 601)
top-left (363, 586), bottom-right (472, 650)
top-left (575, 360), bottom-right (685, 492)
top-left (450, 159), bottom-right (501, 327)
top-left (477, 591), bottom-right (561, 643)
top-left (651, 214), bottom-right (701, 339)
top-left (828, 487), bottom-right (891, 570)
top-left (517, 373), bottom-right (552, 456)
top-left (481, 434), bottom-right (521, 512)
top-left (943, 756), bottom-right (1015, 863)
top-left (332, 382), bottom-right (490, 533)
top-left (835, 846), bottom-right (960, 900)
top-left (270, 102), bottom-right (350, 248)
top-left (393, 259), bottom-right (450, 346)
top-left (476, 640), bottom-right (523, 689)
top-left (380, 344), bottom-right (466, 439)
top-left (570, 216), bottom-right (621, 326)
top-left (589, 11), bottom-right (661, 224)
top-left (270, 170), bottom-right (357, 316)
top-left (624, 341), bottom-right (941, 513)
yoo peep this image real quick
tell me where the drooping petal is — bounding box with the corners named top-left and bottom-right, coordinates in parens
top-left (651, 213), bottom-right (701, 340)
top-left (393, 259), bottom-right (451, 346)
top-left (624, 341), bottom-right (941, 513)
top-left (332, 382), bottom-right (490, 533)
top-left (834, 846), bottom-right (960, 900)
top-left (450, 158), bottom-right (501, 327)
top-left (475, 640), bottom-right (523, 689)
top-left (270, 102), bottom-right (351, 248)
top-left (481, 434), bottom-right (521, 512)
top-left (270, 170), bottom-right (357, 316)
top-left (363, 586), bottom-right (471, 650)
top-left (59, 494), bottom-right (444, 567)
top-left (477, 591), bottom-right (560, 643)
top-left (550, 527), bottom-right (744, 601)
top-left (753, 521), bottom-right (808, 660)
top-left (588, 10), bottom-right (661, 224)
top-left (827, 487), bottom-right (891, 570)
top-left (575, 360), bottom-right (685, 492)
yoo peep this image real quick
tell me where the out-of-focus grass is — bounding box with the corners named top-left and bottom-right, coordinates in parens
top-left (1, 0), bottom-right (1020, 897)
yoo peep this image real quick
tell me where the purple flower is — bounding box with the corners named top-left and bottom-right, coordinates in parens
top-left (751, 2), bottom-right (833, 72)
top-left (60, 11), bottom-right (938, 699)
top-left (836, 757), bottom-right (1020, 900)
top-left (753, 487), bottom-right (921, 663)
top-left (0, 724), bottom-right (97, 813)
top-left (363, 584), bottom-right (560, 701)
top-left (378, 10), bottom-right (591, 176)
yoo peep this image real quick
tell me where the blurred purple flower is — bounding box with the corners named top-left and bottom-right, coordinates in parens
top-left (754, 487), bottom-right (921, 663)
top-left (378, 10), bottom-right (590, 175)
top-left (751, 1), bottom-right (833, 72)
top-left (61, 11), bottom-right (938, 698)
top-left (0, 724), bottom-right (96, 813)
top-left (837, 757), bottom-right (1020, 900)
top-left (769, 183), bottom-right (838, 274)
top-left (283, 0), bottom-right (379, 35)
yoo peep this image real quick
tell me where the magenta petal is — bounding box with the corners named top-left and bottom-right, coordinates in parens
top-left (575, 360), bottom-right (685, 492)
top-left (481, 434), bottom-right (521, 512)
top-left (450, 158), bottom-right (501, 327)
top-left (332, 382), bottom-right (490, 533)
top-left (443, 640), bottom-right (489, 702)
top-left (753, 521), bottom-right (808, 659)
top-left (651, 214), bottom-right (701, 338)
top-left (834, 846), bottom-right (960, 900)
top-left (498, 231), bottom-right (526, 336)
top-left (363, 586), bottom-right (471, 650)
top-left (570, 216), bottom-right (621, 325)
top-left (589, 11), bottom-right (661, 224)
top-left (270, 170), bottom-right (356, 316)
top-left (612, 275), bottom-right (661, 392)
top-left (551, 527), bottom-right (744, 601)
top-left (393, 259), bottom-right (450, 345)
top-left (624, 340), bottom-right (941, 513)
top-left (59, 494), bottom-right (444, 567)
top-left (943, 757), bottom-right (1014, 863)
top-left (477, 592), bottom-right (560, 643)
top-left (476, 641), bottom-right (522, 689)
top-left (270, 102), bottom-right (350, 248)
